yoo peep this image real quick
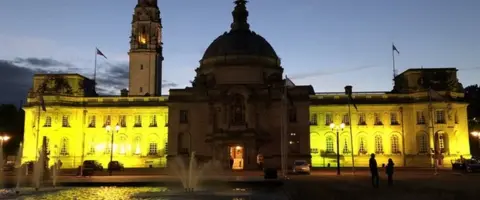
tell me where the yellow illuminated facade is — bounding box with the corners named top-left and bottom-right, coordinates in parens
top-left (21, 0), bottom-right (471, 169)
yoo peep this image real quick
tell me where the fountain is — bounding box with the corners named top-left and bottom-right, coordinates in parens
top-left (171, 151), bottom-right (223, 192)
top-left (15, 143), bottom-right (23, 194)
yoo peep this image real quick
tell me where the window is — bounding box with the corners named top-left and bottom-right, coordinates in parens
top-left (150, 115), bottom-right (157, 127)
top-left (140, 87), bottom-right (143, 93)
top-left (391, 135), bottom-right (400, 154)
top-left (342, 138), bottom-right (350, 154)
top-left (134, 136), bottom-right (141, 155)
top-left (134, 115), bottom-right (142, 127)
top-left (289, 107), bottom-right (297, 122)
top-left (88, 116), bottom-right (96, 128)
top-left (325, 113), bottom-right (333, 125)
top-left (435, 110), bottom-right (445, 124)
top-left (88, 138), bottom-right (95, 155)
top-left (390, 112), bottom-right (399, 125)
top-left (104, 115), bottom-right (111, 127)
top-left (140, 64), bottom-right (143, 70)
top-left (165, 142), bottom-right (169, 155)
top-left (119, 115), bottom-right (126, 127)
top-left (60, 137), bottom-right (69, 156)
top-left (454, 111), bottom-right (458, 124)
top-left (44, 116), bottom-right (52, 127)
top-left (342, 114), bottom-right (350, 125)
top-left (231, 95), bottom-right (245, 124)
top-left (416, 111), bottom-right (425, 124)
top-left (374, 135), bottom-right (383, 154)
top-left (164, 113), bottom-right (169, 127)
top-left (149, 143), bottom-right (158, 155)
top-left (62, 115), bottom-right (70, 127)
top-left (326, 136), bottom-right (334, 153)
top-left (180, 110), bottom-right (188, 124)
top-left (310, 148), bottom-right (319, 154)
top-left (310, 113), bottom-right (318, 125)
top-left (104, 134), bottom-right (112, 154)
top-left (438, 134), bottom-right (445, 152)
top-left (118, 136), bottom-right (127, 155)
top-left (358, 113), bottom-right (366, 125)
top-left (358, 137), bottom-right (367, 154)
top-left (374, 113), bottom-right (383, 125)
top-left (418, 134), bottom-right (428, 153)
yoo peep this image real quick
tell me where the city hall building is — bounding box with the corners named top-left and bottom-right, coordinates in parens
top-left (22, 0), bottom-right (471, 169)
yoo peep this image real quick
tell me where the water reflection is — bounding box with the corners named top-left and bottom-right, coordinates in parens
top-left (0, 187), bottom-right (288, 200)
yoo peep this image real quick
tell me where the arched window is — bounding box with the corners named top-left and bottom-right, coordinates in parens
top-left (342, 138), bottom-right (350, 154)
top-left (418, 133), bottom-right (428, 153)
top-left (326, 136), bottom-right (334, 153)
top-left (374, 135), bottom-right (383, 154)
top-left (118, 136), bottom-right (127, 155)
top-left (88, 137), bottom-right (95, 155)
top-left (391, 135), bottom-right (400, 154)
top-left (134, 136), bottom-right (141, 155)
top-left (358, 136), bottom-right (367, 155)
top-left (231, 94), bottom-right (245, 125)
top-left (59, 137), bottom-right (69, 156)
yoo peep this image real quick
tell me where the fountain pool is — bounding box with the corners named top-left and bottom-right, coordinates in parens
top-left (0, 186), bottom-right (290, 199)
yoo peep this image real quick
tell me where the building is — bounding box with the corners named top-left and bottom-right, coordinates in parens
top-left (21, 0), bottom-right (471, 169)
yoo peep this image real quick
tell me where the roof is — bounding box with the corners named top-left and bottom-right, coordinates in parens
top-left (33, 73), bottom-right (92, 81)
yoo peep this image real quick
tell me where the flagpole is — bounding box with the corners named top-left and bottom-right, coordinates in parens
top-left (428, 87), bottom-right (438, 175)
top-left (35, 96), bottom-right (41, 161)
top-left (347, 101), bottom-right (355, 175)
top-left (392, 43), bottom-right (396, 84)
top-left (94, 48), bottom-right (98, 94)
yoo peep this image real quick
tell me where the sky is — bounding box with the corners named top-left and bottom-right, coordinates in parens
top-left (0, 0), bottom-right (479, 104)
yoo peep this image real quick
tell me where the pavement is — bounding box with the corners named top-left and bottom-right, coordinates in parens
top-left (2, 168), bottom-right (479, 199)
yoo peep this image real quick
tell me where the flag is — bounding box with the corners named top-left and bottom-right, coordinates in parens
top-left (38, 94), bottom-right (46, 112)
top-left (96, 48), bottom-right (107, 59)
top-left (392, 44), bottom-right (400, 54)
top-left (344, 85), bottom-right (358, 111)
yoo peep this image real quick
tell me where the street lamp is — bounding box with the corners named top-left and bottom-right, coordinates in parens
top-left (106, 124), bottom-right (120, 176)
top-left (471, 131), bottom-right (480, 149)
top-left (330, 123), bottom-right (345, 175)
top-left (0, 135), bottom-right (10, 147)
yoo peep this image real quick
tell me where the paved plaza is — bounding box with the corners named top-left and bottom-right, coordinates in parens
top-left (2, 168), bottom-right (479, 199)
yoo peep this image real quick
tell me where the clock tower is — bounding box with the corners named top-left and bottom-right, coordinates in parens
top-left (129, 0), bottom-right (163, 96)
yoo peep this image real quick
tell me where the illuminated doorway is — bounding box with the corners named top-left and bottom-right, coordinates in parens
top-left (229, 145), bottom-right (244, 170)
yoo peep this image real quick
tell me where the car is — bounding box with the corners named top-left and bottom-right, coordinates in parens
top-left (292, 160), bottom-right (311, 174)
top-left (82, 160), bottom-right (103, 171)
top-left (452, 159), bottom-right (480, 173)
top-left (108, 161), bottom-right (124, 171)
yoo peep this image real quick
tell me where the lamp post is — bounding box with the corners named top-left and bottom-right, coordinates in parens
top-left (330, 123), bottom-right (345, 175)
top-left (0, 135), bottom-right (10, 147)
top-left (471, 131), bottom-right (480, 149)
top-left (106, 124), bottom-right (120, 176)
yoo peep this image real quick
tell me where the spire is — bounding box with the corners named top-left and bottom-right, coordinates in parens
top-left (137, 0), bottom-right (157, 7)
top-left (230, 0), bottom-right (250, 31)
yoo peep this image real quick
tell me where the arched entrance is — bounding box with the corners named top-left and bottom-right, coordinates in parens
top-left (229, 145), bottom-right (244, 170)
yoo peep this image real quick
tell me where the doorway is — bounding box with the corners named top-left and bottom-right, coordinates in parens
top-left (229, 145), bottom-right (244, 170)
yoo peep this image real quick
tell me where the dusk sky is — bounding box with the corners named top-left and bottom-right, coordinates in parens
top-left (0, 0), bottom-right (479, 104)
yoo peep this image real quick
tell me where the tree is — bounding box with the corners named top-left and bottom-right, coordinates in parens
top-left (0, 104), bottom-right (24, 155)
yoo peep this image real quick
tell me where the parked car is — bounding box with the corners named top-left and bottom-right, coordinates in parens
top-left (452, 159), bottom-right (480, 172)
top-left (2, 161), bottom-right (15, 172)
top-left (108, 161), bottom-right (124, 171)
top-left (292, 160), bottom-right (311, 174)
top-left (82, 160), bottom-right (103, 171)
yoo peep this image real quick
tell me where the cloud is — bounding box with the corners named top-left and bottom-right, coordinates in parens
top-left (0, 60), bottom-right (37, 104)
top-left (0, 57), bottom-right (178, 104)
top-left (13, 57), bottom-right (74, 68)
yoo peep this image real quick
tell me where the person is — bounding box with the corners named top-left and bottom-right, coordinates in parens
top-left (385, 158), bottom-right (395, 186)
top-left (229, 156), bottom-right (234, 169)
top-left (369, 153), bottom-right (379, 188)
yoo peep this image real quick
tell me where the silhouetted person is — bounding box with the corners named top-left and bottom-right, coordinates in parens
top-left (385, 158), bottom-right (394, 186)
top-left (369, 153), bottom-right (379, 188)
top-left (230, 157), bottom-right (234, 169)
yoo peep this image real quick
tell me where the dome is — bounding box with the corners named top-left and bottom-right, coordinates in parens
top-left (202, 30), bottom-right (278, 60)
top-left (200, 0), bottom-right (279, 63)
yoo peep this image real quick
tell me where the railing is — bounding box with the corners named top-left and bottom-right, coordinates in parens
top-left (26, 95), bottom-right (169, 104)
